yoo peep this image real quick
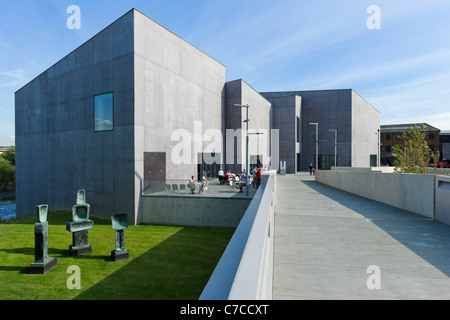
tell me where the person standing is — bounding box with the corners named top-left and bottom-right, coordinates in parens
top-left (218, 168), bottom-right (224, 184)
top-left (309, 163), bottom-right (313, 176)
top-left (256, 167), bottom-right (262, 189)
top-left (251, 166), bottom-right (257, 188)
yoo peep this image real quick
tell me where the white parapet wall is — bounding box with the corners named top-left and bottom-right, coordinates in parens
top-left (316, 167), bottom-right (436, 219)
top-left (435, 175), bottom-right (450, 226)
top-left (199, 170), bottom-right (276, 300)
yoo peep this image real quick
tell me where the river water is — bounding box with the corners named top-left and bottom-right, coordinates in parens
top-left (0, 191), bottom-right (16, 222)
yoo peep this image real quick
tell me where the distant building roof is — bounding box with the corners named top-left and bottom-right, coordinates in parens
top-left (380, 123), bottom-right (440, 132)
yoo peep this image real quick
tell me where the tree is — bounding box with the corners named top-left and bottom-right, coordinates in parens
top-left (392, 124), bottom-right (440, 174)
top-left (0, 146), bottom-right (15, 189)
top-left (1, 146), bottom-right (15, 166)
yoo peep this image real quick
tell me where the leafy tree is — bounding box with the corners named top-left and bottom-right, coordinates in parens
top-left (0, 146), bottom-right (15, 189)
top-left (392, 124), bottom-right (440, 174)
top-left (1, 146), bottom-right (15, 166)
top-left (0, 157), bottom-right (15, 189)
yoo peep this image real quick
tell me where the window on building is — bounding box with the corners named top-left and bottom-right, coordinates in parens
top-left (386, 145), bottom-right (391, 152)
top-left (313, 154), bottom-right (336, 170)
top-left (386, 134), bottom-right (391, 140)
top-left (429, 133), bottom-right (435, 139)
top-left (94, 92), bottom-right (113, 131)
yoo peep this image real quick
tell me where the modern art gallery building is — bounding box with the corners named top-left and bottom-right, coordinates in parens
top-left (15, 9), bottom-right (380, 224)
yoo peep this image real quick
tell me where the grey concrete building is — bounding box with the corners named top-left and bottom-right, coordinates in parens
top-left (15, 9), bottom-right (225, 224)
top-left (262, 94), bottom-right (301, 173)
top-left (224, 79), bottom-right (272, 174)
top-left (261, 90), bottom-right (380, 172)
top-left (15, 9), bottom-right (380, 224)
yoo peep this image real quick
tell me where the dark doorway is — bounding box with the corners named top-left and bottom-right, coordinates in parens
top-left (144, 152), bottom-right (166, 193)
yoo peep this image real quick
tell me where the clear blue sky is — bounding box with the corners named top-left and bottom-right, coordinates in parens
top-left (1, 0), bottom-right (449, 146)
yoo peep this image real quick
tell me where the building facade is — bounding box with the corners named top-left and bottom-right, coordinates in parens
top-left (261, 90), bottom-right (380, 171)
top-left (15, 9), bottom-right (380, 223)
top-left (440, 130), bottom-right (450, 161)
top-left (380, 123), bottom-right (440, 165)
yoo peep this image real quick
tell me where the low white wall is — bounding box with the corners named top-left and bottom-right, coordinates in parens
top-left (436, 175), bottom-right (450, 226)
top-left (199, 171), bottom-right (276, 300)
top-left (427, 167), bottom-right (450, 175)
top-left (316, 168), bottom-right (435, 219)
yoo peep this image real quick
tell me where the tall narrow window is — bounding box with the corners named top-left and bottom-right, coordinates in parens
top-left (94, 92), bottom-right (113, 131)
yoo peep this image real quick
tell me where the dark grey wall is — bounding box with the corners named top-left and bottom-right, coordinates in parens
top-left (261, 90), bottom-right (353, 171)
top-left (263, 95), bottom-right (301, 173)
top-left (15, 10), bottom-right (136, 221)
top-left (224, 80), bottom-right (272, 174)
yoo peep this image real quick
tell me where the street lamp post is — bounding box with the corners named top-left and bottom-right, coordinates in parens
top-left (329, 129), bottom-right (337, 167)
top-left (234, 104), bottom-right (250, 196)
top-left (375, 129), bottom-right (380, 167)
top-left (309, 122), bottom-right (318, 172)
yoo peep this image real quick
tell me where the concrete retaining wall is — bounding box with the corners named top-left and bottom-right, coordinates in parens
top-left (316, 168), bottom-right (435, 218)
top-left (140, 196), bottom-right (250, 227)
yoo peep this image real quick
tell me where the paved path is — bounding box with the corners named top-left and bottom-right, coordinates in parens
top-left (273, 173), bottom-right (450, 299)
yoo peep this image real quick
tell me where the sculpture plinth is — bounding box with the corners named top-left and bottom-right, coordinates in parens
top-left (28, 205), bottom-right (58, 274)
top-left (66, 190), bottom-right (94, 256)
top-left (111, 213), bottom-right (130, 262)
top-left (66, 220), bottom-right (94, 256)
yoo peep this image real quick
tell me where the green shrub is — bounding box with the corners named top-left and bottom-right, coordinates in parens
top-left (1, 146), bottom-right (15, 166)
top-left (0, 156), bottom-right (15, 189)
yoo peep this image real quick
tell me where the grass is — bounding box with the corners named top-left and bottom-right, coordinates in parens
top-left (0, 211), bottom-right (235, 300)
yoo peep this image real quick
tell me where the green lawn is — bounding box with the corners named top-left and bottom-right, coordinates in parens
top-left (0, 212), bottom-right (234, 300)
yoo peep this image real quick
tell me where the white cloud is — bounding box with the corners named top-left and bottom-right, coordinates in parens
top-left (0, 68), bottom-right (30, 88)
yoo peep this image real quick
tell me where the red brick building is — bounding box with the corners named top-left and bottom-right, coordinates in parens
top-left (380, 123), bottom-right (440, 165)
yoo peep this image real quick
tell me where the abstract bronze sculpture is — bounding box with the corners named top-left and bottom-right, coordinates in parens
top-left (111, 213), bottom-right (130, 262)
top-left (66, 190), bottom-right (94, 256)
top-left (28, 205), bottom-right (58, 274)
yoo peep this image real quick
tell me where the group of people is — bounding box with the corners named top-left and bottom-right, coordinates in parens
top-left (184, 165), bottom-right (265, 195)
top-left (309, 163), bottom-right (316, 176)
top-left (218, 166), bottom-right (263, 192)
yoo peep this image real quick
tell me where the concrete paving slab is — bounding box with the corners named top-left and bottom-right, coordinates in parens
top-left (273, 173), bottom-right (450, 300)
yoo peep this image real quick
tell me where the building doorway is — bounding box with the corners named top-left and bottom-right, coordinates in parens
top-left (143, 152), bottom-right (166, 193)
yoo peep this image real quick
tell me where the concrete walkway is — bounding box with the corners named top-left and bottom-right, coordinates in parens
top-left (273, 173), bottom-right (450, 299)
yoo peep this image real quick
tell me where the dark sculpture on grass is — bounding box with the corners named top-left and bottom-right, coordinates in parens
top-left (28, 205), bottom-right (58, 274)
top-left (66, 190), bottom-right (94, 256)
top-left (111, 213), bottom-right (130, 262)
